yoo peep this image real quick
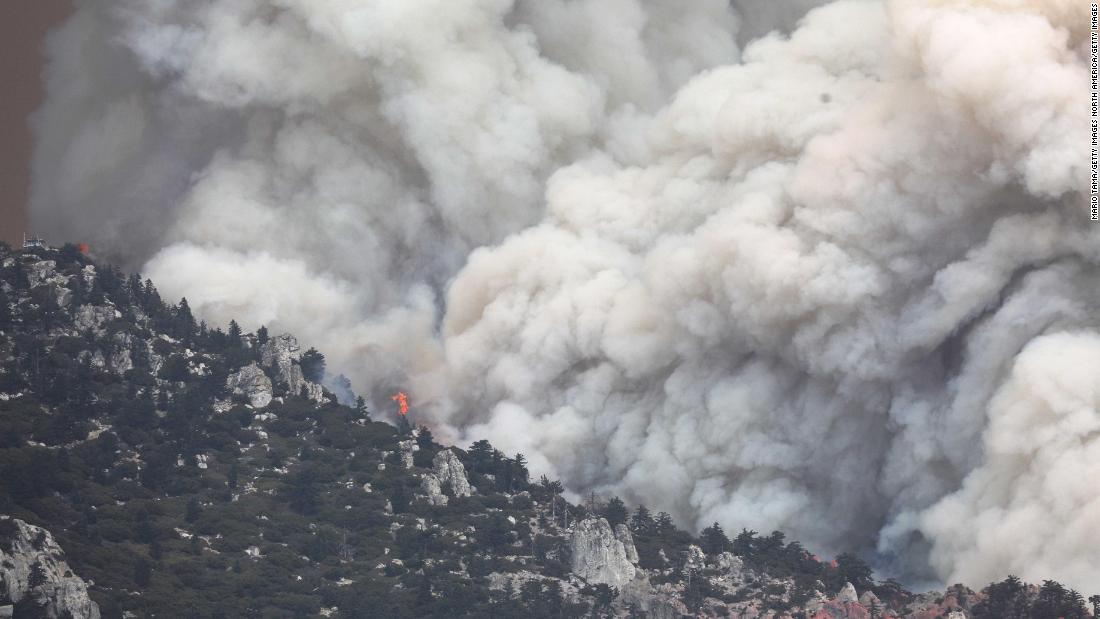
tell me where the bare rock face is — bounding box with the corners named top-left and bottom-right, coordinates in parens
top-left (859, 589), bottom-right (880, 608)
top-left (716, 551), bottom-right (744, 576)
top-left (109, 348), bottom-right (132, 374)
top-left (432, 450), bottom-right (472, 497)
top-left (569, 517), bottom-right (636, 588)
top-left (418, 449), bottom-right (472, 505)
top-left (226, 363), bottom-right (273, 408)
top-left (420, 474), bottom-right (447, 506)
top-left (0, 518), bottom-right (100, 619)
top-left (73, 305), bottom-right (119, 334)
top-left (260, 333), bottom-right (298, 368)
top-left (837, 581), bottom-right (859, 603)
top-left (27, 261), bottom-right (66, 290)
top-left (397, 440), bottom-right (417, 469)
top-left (684, 545), bottom-right (707, 572)
top-left (260, 334), bottom-right (324, 402)
top-left (613, 524), bottom-right (639, 564)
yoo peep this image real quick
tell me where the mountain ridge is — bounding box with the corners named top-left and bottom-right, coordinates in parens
top-left (0, 241), bottom-right (1094, 618)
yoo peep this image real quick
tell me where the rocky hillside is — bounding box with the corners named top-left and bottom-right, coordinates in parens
top-left (0, 241), bottom-right (1095, 618)
top-left (0, 517), bottom-right (99, 618)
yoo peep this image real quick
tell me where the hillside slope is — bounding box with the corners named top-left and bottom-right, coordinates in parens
top-left (0, 242), bottom-right (1094, 618)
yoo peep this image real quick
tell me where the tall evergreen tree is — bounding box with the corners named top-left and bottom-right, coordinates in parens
top-left (227, 320), bottom-right (243, 347)
top-left (300, 347), bottom-right (325, 382)
top-left (287, 466), bottom-right (319, 514)
top-left (396, 414), bottom-right (412, 436)
top-left (185, 497), bottom-right (201, 523)
top-left (630, 505), bottom-right (654, 534)
top-left (469, 439), bottom-right (493, 473)
top-left (733, 529), bottom-right (758, 556)
top-left (700, 522), bottom-right (731, 556)
top-left (134, 558), bottom-right (153, 588)
top-left (175, 298), bottom-right (196, 338)
top-left (604, 497), bottom-right (628, 528)
top-left (0, 287), bottom-right (10, 326)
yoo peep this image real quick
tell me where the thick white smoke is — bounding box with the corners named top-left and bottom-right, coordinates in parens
top-left (31, 0), bottom-right (1094, 589)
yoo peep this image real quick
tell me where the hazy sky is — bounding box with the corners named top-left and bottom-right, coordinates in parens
top-left (0, 1), bottom-right (70, 246)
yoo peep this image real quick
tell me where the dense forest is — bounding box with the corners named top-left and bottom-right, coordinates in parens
top-left (0, 241), bottom-right (1095, 618)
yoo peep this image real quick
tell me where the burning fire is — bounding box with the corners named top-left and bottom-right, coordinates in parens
top-left (391, 391), bottom-right (409, 416)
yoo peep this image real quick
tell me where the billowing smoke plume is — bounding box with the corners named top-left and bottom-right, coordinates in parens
top-left (31, 0), bottom-right (1094, 589)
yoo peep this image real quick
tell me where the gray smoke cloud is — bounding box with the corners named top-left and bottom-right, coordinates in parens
top-left (30, 0), bottom-right (1094, 590)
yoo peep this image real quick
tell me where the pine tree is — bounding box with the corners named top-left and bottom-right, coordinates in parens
top-left (733, 529), bottom-right (758, 556)
top-left (185, 497), bottom-right (201, 522)
top-left (227, 320), bottom-right (243, 347)
top-left (591, 584), bottom-right (617, 616)
top-left (416, 573), bottom-right (433, 606)
top-left (654, 512), bottom-right (675, 534)
top-left (513, 453), bottom-right (529, 486)
top-left (0, 287), bottom-right (13, 326)
top-left (390, 482), bottom-right (410, 514)
top-left (543, 580), bottom-right (565, 616)
top-left (175, 298), bottom-right (196, 338)
top-left (520, 579), bottom-right (543, 607)
top-left (134, 558), bottom-right (152, 588)
top-left (604, 497), bottom-right (628, 527)
top-left (397, 415), bottom-right (412, 436)
top-left (700, 522), bottom-right (731, 556)
top-left (469, 439), bottom-right (493, 473)
top-left (835, 553), bottom-right (873, 592)
top-left (287, 467), bottom-right (319, 514)
top-left (539, 475), bottom-right (565, 523)
top-left (416, 425), bottom-right (434, 450)
top-left (300, 347), bottom-right (325, 382)
top-left (630, 505), bottom-right (653, 534)
top-left (256, 324), bottom-right (269, 345)
top-left (27, 562), bottom-right (47, 589)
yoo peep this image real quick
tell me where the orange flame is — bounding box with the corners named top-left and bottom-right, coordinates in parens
top-left (77, 243), bottom-right (89, 254)
top-left (391, 391), bottom-right (409, 416)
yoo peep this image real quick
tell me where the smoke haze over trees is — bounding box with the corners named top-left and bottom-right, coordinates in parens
top-left (28, 0), bottom-right (1094, 590)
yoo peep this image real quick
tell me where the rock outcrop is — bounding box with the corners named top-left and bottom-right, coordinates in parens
top-left (420, 474), bottom-right (447, 506)
top-left (397, 439), bottom-right (417, 469)
top-left (837, 581), bottom-right (859, 603)
top-left (418, 449), bottom-right (473, 506)
top-left (0, 518), bottom-right (100, 619)
top-left (226, 363), bottom-right (273, 408)
top-left (26, 261), bottom-right (71, 298)
top-left (569, 517), bottom-right (636, 588)
top-left (683, 545), bottom-right (707, 572)
top-left (260, 334), bottom-right (324, 402)
top-left (613, 524), bottom-right (638, 564)
top-left (715, 551), bottom-right (744, 575)
top-left (109, 348), bottom-right (133, 374)
top-left (73, 305), bottom-right (118, 334)
top-left (431, 450), bottom-right (472, 497)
